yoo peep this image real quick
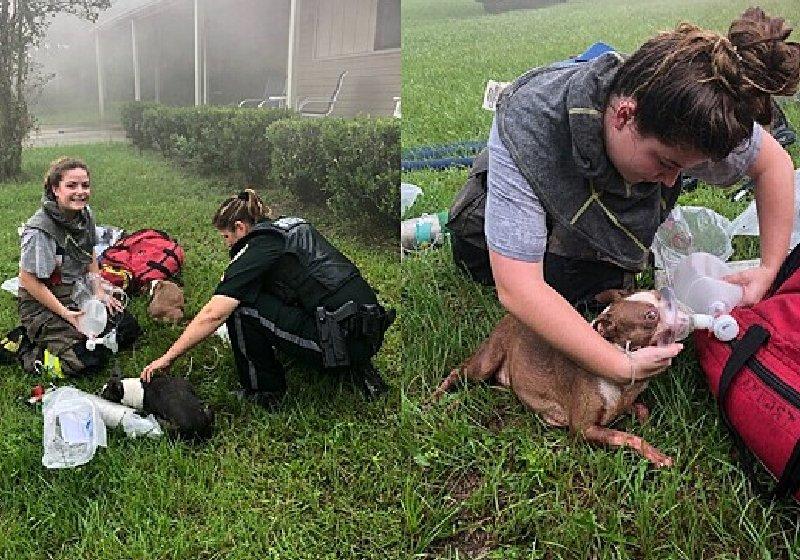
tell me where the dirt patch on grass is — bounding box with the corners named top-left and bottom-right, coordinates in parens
top-left (434, 523), bottom-right (495, 559)
top-left (447, 468), bottom-right (483, 501)
top-left (425, 469), bottom-right (501, 559)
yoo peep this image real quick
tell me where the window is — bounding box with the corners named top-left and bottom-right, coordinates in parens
top-left (374, 0), bottom-right (400, 51)
top-left (314, 0), bottom-right (400, 59)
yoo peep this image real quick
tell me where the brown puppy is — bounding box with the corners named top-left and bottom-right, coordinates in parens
top-left (433, 289), bottom-right (674, 467)
top-left (147, 279), bottom-right (185, 323)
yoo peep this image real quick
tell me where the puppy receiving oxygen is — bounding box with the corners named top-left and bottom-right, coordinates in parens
top-left (100, 373), bottom-right (213, 441)
top-left (433, 288), bottom-right (713, 467)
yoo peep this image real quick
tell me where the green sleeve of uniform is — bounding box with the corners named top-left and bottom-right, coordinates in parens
top-left (213, 235), bottom-right (283, 305)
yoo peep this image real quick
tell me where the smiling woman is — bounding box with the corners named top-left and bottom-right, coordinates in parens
top-left (15, 157), bottom-right (111, 377)
top-left (50, 166), bottom-right (91, 213)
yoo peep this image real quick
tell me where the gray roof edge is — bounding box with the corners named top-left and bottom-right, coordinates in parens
top-left (95, 0), bottom-right (182, 30)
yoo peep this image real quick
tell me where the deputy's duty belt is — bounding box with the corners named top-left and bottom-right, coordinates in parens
top-left (316, 301), bottom-right (357, 368)
top-left (315, 301), bottom-right (395, 368)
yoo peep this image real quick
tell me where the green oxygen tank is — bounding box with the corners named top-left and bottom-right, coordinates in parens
top-left (401, 211), bottom-right (449, 252)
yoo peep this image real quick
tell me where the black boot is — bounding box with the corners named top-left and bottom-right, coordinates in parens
top-left (351, 362), bottom-right (389, 399)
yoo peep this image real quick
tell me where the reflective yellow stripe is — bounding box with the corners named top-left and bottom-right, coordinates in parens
top-left (568, 107), bottom-right (601, 117)
top-left (43, 350), bottom-right (64, 379)
top-left (570, 190), bottom-right (600, 225)
top-left (593, 199), bottom-right (649, 253)
top-left (571, 181), bottom-right (648, 253)
top-left (2, 338), bottom-right (19, 353)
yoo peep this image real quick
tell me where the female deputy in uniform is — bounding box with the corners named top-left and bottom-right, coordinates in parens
top-left (141, 189), bottom-right (393, 408)
top-left (450, 8), bottom-right (800, 386)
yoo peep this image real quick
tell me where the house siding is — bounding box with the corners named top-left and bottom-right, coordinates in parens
top-left (292, 0), bottom-right (400, 117)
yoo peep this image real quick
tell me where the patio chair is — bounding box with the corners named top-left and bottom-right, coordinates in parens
top-left (297, 70), bottom-right (348, 117)
top-left (238, 74), bottom-right (287, 108)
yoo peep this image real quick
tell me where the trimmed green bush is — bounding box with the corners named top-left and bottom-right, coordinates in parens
top-left (268, 117), bottom-right (400, 229)
top-left (120, 102), bottom-right (293, 186)
top-left (267, 118), bottom-right (328, 204)
top-left (119, 101), bottom-right (160, 148)
top-left (120, 102), bottom-right (399, 234)
top-left (322, 117), bottom-right (400, 230)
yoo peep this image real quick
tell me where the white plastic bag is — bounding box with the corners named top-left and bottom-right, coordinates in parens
top-left (1, 277), bottom-right (19, 297)
top-left (401, 183), bottom-right (423, 217)
top-left (652, 205), bottom-right (734, 272)
top-left (42, 387), bottom-right (107, 469)
top-left (41, 387), bottom-right (163, 468)
top-left (729, 171), bottom-right (800, 252)
top-left (215, 324), bottom-right (231, 346)
top-left (93, 225), bottom-right (125, 258)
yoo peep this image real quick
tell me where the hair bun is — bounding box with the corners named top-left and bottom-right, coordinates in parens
top-left (728, 7), bottom-right (800, 101)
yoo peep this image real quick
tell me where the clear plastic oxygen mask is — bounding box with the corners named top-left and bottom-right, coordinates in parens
top-left (655, 287), bottom-right (694, 345)
top-left (71, 273), bottom-right (129, 351)
top-left (657, 287), bottom-right (739, 344)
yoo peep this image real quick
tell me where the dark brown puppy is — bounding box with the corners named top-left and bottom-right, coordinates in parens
top-left (433, 289), bottom-right (674, 466)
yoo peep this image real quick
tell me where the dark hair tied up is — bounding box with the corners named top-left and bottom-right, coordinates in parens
top-left (609, 7), bottom-right (800, 160)
top-left (212, 188), bottom-right (272, 230)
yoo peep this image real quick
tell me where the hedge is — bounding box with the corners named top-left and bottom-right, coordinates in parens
top-left (120, 103), bottom-right (293, 185)
top-left (120, 102), bottom-right (399, 232)
top-left (321, 117), bottom-right (399, 230)
top-left (266, 118), bottom-right (328, 205)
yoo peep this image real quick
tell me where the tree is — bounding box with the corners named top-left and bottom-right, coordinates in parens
top-left (0, 0), bottom-right (109, 180)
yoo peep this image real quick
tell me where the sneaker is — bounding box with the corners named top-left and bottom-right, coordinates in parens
top-left (232, 389), bottom-right (284, 411)
top-left (351, 362), bottom-right (389, 399)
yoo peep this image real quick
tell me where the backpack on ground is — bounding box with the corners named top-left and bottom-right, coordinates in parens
top-left (446, 149), bottom-right (495, 285)
top-left (99, 229), bottom-right (185, 293)
top-left (695, 244), bottom-right (800, 501)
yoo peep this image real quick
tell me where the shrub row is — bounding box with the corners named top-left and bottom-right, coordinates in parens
top-left (120, 103), bottom-right (293, 186)
top-left (119, 102), bottom-right (399, 230)
top-left (268, 117), bottom-right (399, 229)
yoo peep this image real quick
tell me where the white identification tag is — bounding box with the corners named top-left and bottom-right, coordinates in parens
top-left (482, 80), bottom-right (511, 111)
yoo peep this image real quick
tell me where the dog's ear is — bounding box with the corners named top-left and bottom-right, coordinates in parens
top-left (595, 289), bottom-right (632, 305)
top-left (592, 315), bottom-right (616, 340)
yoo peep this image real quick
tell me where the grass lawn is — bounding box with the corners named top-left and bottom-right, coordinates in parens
top-left (30, 103), bottom-right (123, 129)
top-left (402, 0), bottom-right (800, 558)
top-left (0, 143), bottom-right (402, 559)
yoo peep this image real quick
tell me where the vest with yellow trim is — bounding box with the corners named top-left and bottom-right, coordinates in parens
top-left (496, 51), bottom-right (680, 271)
top-left (230, 217), bottom-right (360, 309)
top-left (25, 206), bottom-right (96, 286)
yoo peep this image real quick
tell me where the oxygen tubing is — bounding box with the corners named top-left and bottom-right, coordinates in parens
top-left (401, 140), bottom-right (486, 172)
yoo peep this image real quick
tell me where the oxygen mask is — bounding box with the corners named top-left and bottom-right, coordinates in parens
top-left (72, 273), bottom-right (129, 349)
top-left (655, 287), bottom-right (695, 346)
top-left (657, 287), bottom-right (739, 344)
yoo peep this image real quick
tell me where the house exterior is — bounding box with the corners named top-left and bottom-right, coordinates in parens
top-left (34, 0), bottom-right (399, 120)
top-left (289, 0), bottom-right (400, 116)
